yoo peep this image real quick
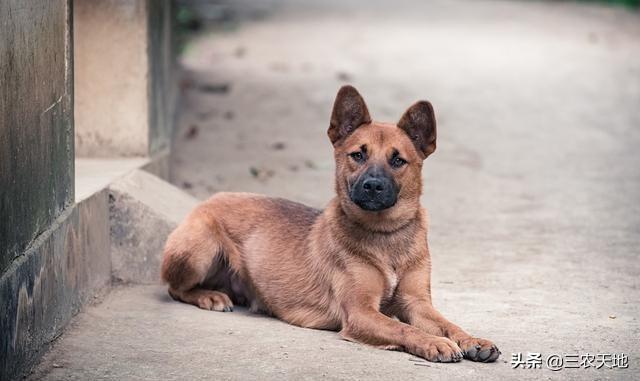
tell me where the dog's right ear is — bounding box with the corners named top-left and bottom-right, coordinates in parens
top-left (328, 85), bottom-right (371, 146)
top-left (398, 101), bottom-right (437, 159)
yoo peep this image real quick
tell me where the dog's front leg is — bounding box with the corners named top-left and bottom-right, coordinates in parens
top-left (338, 266), bottom-right (463, 363)
top-left (341, 306), bottom-right (463, 362)
top-left (395, 266), bottom-right (500, 362)
top-left (399, 299), bottom-right (501, 362)
top-left (395, 265), bottom-right (501, 362)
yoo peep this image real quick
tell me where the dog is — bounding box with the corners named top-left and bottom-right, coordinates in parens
top-left (161, 85), bottom-right (500, 363)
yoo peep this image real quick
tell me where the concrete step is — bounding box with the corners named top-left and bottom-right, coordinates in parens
top-left (109, 169), bottom-right (198, 284)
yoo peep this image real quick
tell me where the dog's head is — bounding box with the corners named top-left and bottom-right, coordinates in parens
top-left (328, 85), bottom-right (436, 230)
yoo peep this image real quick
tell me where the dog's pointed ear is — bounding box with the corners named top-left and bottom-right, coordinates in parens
top-left (398, 101), bottom-right (437, 159)
top-left (328, 85), bottom-right (371, 146)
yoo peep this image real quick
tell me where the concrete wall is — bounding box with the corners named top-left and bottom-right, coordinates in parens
top-left (74, 0), bottom-right (176, 157)
top-left (109, 170), bottom-right (197, 284)
top-left (0, 191), bottom-right (111, 381)
top-left (0, 1), bottom-right (176, 379)
top-left (0, 2), bottom-right (105, 379)
top-left (0, 0), bottom-right (74, 277)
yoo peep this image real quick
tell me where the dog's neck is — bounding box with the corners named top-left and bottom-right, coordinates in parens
top-left (321, 198), bottom-right (426, 268)
top-left (328, 197), bottom-right (422, 235)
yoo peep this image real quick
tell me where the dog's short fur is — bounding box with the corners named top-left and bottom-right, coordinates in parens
top-left (161, 86), bottom-right (500, 363)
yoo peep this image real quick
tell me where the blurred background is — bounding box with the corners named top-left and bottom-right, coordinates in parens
top-left (1, 0), bottom-right (639, 379)
top-left (171, 0), bottom-right (640, 291)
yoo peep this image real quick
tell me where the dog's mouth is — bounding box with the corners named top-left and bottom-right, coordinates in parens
top-left (351, 197), bottom-right (397, 212)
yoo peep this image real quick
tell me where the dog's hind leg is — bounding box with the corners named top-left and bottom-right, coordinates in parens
top-left (168, 287), bottom-right (234, 312)
top-left (160, 214), bottom-right (238, 312)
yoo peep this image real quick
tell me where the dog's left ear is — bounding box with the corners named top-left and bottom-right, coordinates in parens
top-left (328, 85), bottom-right (372, 146)
top-left (398, 101), bottom-right (437, 159)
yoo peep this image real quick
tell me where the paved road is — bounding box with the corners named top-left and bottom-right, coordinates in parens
top-left (34, 1), bottom-right (640, 379)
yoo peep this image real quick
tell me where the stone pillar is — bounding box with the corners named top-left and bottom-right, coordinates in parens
top-left (0, 1), bottom-right (77, 379)
top-left (0, 0), bottom-right (74, 286)
top-left (74, 0), bottom-right (176, 158)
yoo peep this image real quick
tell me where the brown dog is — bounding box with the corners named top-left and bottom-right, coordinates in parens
top-left (161, 85), bottom-right (500, 363)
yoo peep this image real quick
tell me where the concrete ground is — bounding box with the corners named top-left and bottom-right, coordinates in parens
top-left (32, 0), bottom-right (640, 380)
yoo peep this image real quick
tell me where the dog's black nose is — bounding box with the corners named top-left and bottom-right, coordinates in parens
top-left (362, 178), bottom-right (385, 193)
top-left (350, 167), bottom-right (398, 211)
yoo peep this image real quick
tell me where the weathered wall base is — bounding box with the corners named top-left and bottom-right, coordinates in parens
top-left (0, 163), bottom-right (188, 380)
top-left (0, 191), bottom-right (111, 381)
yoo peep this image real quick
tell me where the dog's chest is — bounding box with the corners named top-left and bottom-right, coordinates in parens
top-left (382, 267), bottom-right (399, 300)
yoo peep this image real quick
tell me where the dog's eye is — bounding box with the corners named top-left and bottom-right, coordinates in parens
top-left (391, 156), bottom-right (407, 168)
top-left (349, 151), bottom-right (364, 163)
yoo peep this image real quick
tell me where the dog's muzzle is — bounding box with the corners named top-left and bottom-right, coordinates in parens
top-left (349, 166), bottom-right (399, 211)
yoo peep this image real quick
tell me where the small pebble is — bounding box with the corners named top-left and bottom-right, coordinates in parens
top-left (336, 71), bottom-right (353, 81)
top-left (235, 46), bottom-right (246, 58)
top-left (185, 125), bottom-right (199, 139)
top-left (271, 142), bottom-right (286, 150)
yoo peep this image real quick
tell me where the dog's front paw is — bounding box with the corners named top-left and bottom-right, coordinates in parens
top-left (459, 337), bottom-right (500, 362)
top-left (416, 337), bottom-right (464, 363)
